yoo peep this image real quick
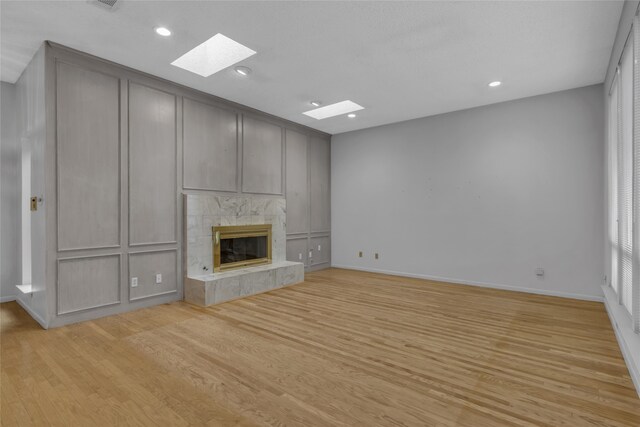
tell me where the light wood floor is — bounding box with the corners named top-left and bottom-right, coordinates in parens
top-left (1, 268), bottom-right (639, 426)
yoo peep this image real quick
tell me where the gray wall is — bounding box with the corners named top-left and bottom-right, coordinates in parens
top-left (332, 85), bottom-right (604, 300)
top-left (14, 46), bottom-right (48, 325)
top-left (1, 82), bottom-right (20, 302)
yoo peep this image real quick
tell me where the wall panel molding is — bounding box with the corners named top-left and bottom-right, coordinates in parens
top-left (57, 253), bottom-right (121, 315)
top-left (128, 249), bottom-right (178, 302)
top-left (183, 97), bottom-right (238, 192)
top-left (241, 115), bottom-right (284, 195)
top-left (56, 60), bottom-right (121, 252)
top-left (47, 42), bottom-right (331, 140)
top-left (128, 81), bottom-right (178, 246)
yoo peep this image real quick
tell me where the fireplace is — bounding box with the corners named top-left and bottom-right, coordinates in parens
top-left (212, 224), bottom-right (272, 272)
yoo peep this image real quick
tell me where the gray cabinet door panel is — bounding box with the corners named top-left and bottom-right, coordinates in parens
top-left (128, 250), bottom-right (177, 301)
top-left (56, 62), bottom-right (120, 250)
top-left (286, 238), bottom-right (308, 266)
top-left (309, 136), bottom-right (331, 233)
top-left (285, 129), bottom-right (308, 235)
top-left (183, 98), bottom-right (237, 191)
top-left (242, 116), bottom-right (282, 195)
top-left (310, 236), bottom-right (330, 265)
top-left (129, 83), bottom-right (177, 245)
top-left (57, 254), bottom-right (120, 315)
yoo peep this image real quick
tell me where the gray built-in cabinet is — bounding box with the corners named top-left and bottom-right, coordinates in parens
top-left (16, 42), bottom-right (330, 328)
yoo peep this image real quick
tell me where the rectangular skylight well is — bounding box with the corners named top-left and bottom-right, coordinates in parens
top-left (171, 33), bottom-right (256, 77)
top-left (303, 100), bottom-right (364, 120)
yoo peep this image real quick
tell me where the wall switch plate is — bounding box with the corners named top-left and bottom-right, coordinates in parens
top-left (155, 273), bottom-right (162, 284)
top-left (298, 253), bottom-right (302, 260)
top-left (131, 277), bottom-right (138, 288)
top-left (318, 244), bottom-right (321, 251)
top-left (309, 250), bottom-right (313, 259)
top-left (358, 251), bottom-right (363, 258)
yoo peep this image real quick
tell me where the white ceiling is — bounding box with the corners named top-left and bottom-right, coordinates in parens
top-left (0, 1), bottom-right (623, 135)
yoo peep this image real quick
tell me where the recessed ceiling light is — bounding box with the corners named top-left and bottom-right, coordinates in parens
top-left (488, 81), bottom-right (502, 87)
top-left (347, 113), bottom-right (356, 118)
top-left (310, 101), bottom-right (322, 107)
top-left (303, 100), bottom-right (364, 120)
top-left (235, 66), bottom-right (252, 76)
top-left (155, 27), bottom-right (172, 37)
top-left (171, 33), bottom-right (256, 77)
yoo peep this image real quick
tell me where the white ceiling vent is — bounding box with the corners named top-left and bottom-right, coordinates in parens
top-left (92, 0), bottom-right (118, 10)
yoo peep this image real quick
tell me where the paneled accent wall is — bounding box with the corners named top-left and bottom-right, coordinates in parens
top-left (56, 62), bottom-right (121, 251)
top-left (183, 98), bottom-right (238, 192)
top-left (285, 130), bottom-right (331, 271)
top-left (284, 129), bottom-right (308, 235)
top-left (57, 254), bottom-right (121, 315)
top-left (23, 42), bottom-right (330, 328)
top-left (128, 250), bottom-right (178, 301)
top-left (309, 135), bottom-right (331, 233)
top-left (128, 83), bottom-right (177, 246)
top-left (242, 116), bottom-right (283, 195)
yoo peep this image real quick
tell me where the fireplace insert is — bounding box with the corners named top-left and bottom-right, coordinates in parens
top-left (212, 224), bottom-right (272, 272)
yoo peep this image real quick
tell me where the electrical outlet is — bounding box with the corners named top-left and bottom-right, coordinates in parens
top-left (375, 253), bottom-right (379, 259)
top-left (358, 251), bottom-right (363, 258)
top-left (535, 268), bottom-right (544, 277)
top-left (131, 277), bottom-right (138, 288)
top-left (155, 273), bottom-right (162, 284)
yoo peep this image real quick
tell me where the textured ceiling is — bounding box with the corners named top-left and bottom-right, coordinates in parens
top-left (0, 1), bottom-right (623, 135)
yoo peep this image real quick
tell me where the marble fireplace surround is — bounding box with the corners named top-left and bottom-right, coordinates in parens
top-left (184, 194), bottom-right (304, 306)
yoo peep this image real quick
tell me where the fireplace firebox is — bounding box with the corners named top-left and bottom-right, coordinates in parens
top-left (212, 224), bottom-right (272, 272)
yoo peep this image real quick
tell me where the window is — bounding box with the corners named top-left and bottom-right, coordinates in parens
top-left (609, 75), bottom-right (619, 296)
top-left (608, 22), bottom-right (638, 328)
top-left (620, 39), bottom-right (634, 315)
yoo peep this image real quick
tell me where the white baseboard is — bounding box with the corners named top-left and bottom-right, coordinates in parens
top-left (0, 295), bottom-right (17, 303)
top-left (15, 297), bottom-right (48, 329)
top-left (602, 286), bottom-right (640, 398)
top-left (331, 264), bottom-right (604, 302)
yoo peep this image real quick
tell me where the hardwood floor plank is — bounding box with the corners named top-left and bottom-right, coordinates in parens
top-left (1, 268), bottom-right (638, 426)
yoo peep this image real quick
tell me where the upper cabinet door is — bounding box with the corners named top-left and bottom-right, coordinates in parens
top-left (128, 83), bottom-right (177, 246)
top-left (309, 136), bottom-right (331, 233)
top-left (56, 62), bottom-right (120, 251)
top-left (183, 98), bottom-right (238, 192)
top-left (242, 116), bottom-right (283, 195)
top-left (285, 129), bottom-right (308, 235)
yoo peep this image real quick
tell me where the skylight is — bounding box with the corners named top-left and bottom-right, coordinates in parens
top-left (303, 100), bottom-right (364, 120)
top-left (171, 34), bottom-right (256, 77)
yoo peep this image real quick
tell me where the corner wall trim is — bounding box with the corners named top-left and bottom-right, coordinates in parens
top-left (330, 264), bottom-right (605, 302)
top-left (602, 286), bottom-right (640, 398)
top-left (15, 297), bottom-right (48, 329)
